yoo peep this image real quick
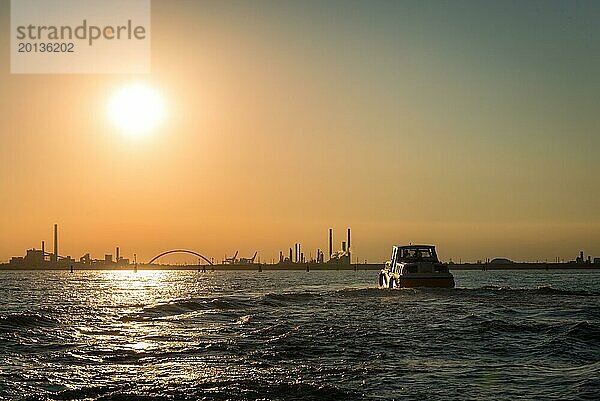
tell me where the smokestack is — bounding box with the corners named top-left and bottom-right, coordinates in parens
top-left (342, 241), bottom-right (346, 252)
top-left (289, 248), bottom-right (293, 262)
top-left (53, 224), bottom-right (58, 263)
top-left (41, 241), bottom-right (45, 257)
top-left (347, 228), bottom-right (351, 264)
top-left (329, 228), bottom-right (333, 259)
top-left (347, 228), bottom-right (351, 249)
top-left (116, 247), bottom-right (120, 262)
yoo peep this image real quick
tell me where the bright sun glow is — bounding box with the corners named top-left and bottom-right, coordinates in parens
top-left (108, 83), bottom-right (166, 137)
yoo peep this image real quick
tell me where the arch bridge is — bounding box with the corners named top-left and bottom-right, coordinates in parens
top-left (148, 249), bottom-right (213, 265)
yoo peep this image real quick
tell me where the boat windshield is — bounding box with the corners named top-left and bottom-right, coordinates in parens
top-left (397, 247), bottom-right (437, 262)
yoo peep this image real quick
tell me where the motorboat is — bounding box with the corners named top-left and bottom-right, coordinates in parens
top-left (378, 245), bottom-right (454, 288)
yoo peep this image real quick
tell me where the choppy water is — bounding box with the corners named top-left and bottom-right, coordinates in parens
top-left (0, 269), bottom-right (599, 400)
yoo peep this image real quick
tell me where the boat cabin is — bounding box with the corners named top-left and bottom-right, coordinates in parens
top-left (389, 245), bottom-right (448, 274)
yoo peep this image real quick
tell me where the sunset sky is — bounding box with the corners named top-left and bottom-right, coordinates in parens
top-left (1, 0), bottom-right (599, 264)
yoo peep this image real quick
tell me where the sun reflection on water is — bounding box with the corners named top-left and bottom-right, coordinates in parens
top-left (94, 270), bottom-right (172, 306)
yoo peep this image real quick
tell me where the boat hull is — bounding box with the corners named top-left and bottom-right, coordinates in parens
top-left (379, 271), bottom-right (455, 288)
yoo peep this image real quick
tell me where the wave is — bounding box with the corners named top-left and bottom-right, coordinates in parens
top-left (332, 285), bottom-right (597, 298)
top-left (455, 285), bottom-right (599, 297)
top-left (230, 380), bottom-right (357, 401)
top-left (565, 321), bottom-right (600, 343)
top-left (534, 286), bottom-right (597, 296)
top-left (0, 312), bottom-right (59, 330)
top-left (145, 297), bottom-right (244, 313)
top-left (474, 317), bottom-right (553, 334)
top-left (43, 380), bottom-right (359, 401)
top-left (538, 322), bottom-right (600, 362)
top-left (32, 385), bottom-right (121, 401)
top-left (119, 297), bottom-right (248, 321)
top-left (260, 291), bottom-right (321, 304)
top-left (336, 287), bottom-right (419, 297)
top-left (236, 314), bottom-right (252, 325)
top-left (460, 314), bottom-right (600, 347)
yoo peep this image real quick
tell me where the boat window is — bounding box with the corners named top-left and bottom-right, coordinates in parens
top-left (398, 247), bottom-right (436, 261)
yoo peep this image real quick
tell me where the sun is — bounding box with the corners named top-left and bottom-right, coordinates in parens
top-left (108, 83), bottom-right (166, 137)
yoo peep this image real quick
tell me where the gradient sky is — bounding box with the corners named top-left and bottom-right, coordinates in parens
top-left (1, 0), bottom-right (599, 264)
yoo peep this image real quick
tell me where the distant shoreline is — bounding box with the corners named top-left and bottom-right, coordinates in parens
top-left (1, 262), bottom-right (599, 271)
top-left (449, 262), bottom-right (600, 271)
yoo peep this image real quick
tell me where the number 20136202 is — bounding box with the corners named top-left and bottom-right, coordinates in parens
top-left (17, 42), bottom-right (74, 53)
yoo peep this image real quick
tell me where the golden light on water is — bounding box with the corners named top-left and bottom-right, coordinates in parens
top-left (107, 83), bottom-right (166, 138)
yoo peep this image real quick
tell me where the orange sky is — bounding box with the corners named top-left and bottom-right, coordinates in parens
top-left (1, 1), bottom-right (599, 264)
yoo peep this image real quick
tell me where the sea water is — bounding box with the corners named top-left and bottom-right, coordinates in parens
top-left (0, 270), bottom-right (598, 400)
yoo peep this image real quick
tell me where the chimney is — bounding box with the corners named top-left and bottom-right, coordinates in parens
top-left (116, 247), bottom-right (120, 262)
top-left (329, 228), bottom-right (333, 259)
top-left (289, 248), bottom-right (293, 262)
top-left (347, 228), bottom-right (351, 264)
top-left (342, 241), bottom-right (346, 252)
top-left (41, 241), bottom-right (45, 257)
top-left (53, 224), bottom-right (58, 263)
